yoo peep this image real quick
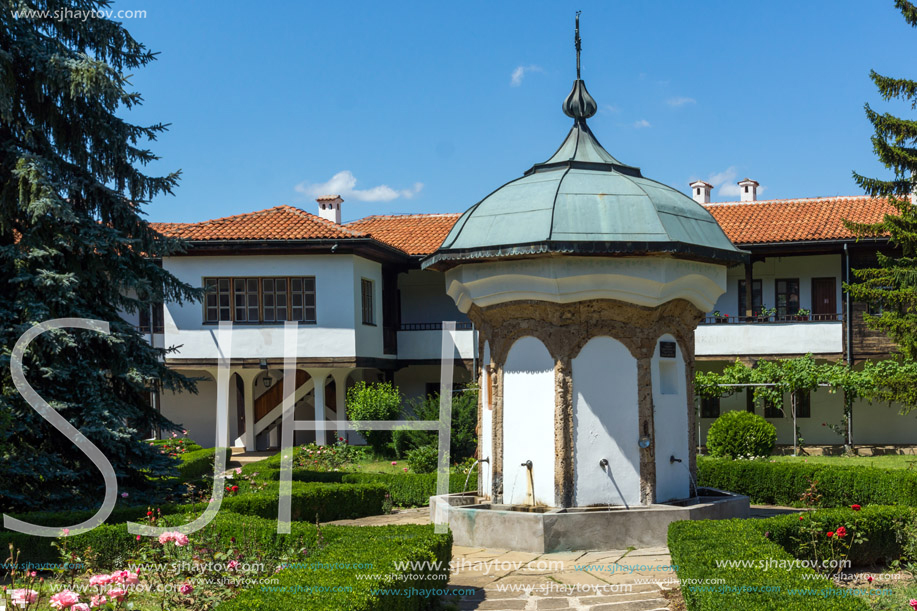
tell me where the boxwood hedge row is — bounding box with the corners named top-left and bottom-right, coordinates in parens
top-left (669, 518), bottom-right (868, 611)
top-left (697, 456), bottom-right (917, 507)
top-left (669, 505), bottom-right (917, 611)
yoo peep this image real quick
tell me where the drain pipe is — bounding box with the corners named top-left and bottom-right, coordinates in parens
top-left (844, 243), bottom-right (854, 446)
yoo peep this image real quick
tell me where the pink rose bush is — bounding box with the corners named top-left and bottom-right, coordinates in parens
top-left (158, 530), bottom-right (190, 546)
top-left (49, 589), bottom-right (81, 608)
top-left (10, 588), bottom-right (38, 607)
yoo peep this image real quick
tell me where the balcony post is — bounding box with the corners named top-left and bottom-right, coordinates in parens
top-left (745, 262), bottom-right (754, 318)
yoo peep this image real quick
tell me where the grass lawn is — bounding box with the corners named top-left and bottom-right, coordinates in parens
top-left (767, 454), bottom-right (917, 470)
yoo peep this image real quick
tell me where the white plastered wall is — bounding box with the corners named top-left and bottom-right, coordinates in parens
top-left (652, 334), bottom-right (690, 502)
top-left (572, 336), bottom-right (640, 507)
top-left (503, 336), bottom-right (555, 506)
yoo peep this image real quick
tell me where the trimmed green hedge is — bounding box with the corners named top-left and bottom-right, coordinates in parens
top-left (669, 518), bottom-right (869, 611)
top-left (1, 482), bottom-right (386, 564)
top-left (342, 472), bottom-right (477, 507)
top-left (213, 482), bottom-right (387, 522)
top-left (222, 522), bottom-right (452, 611)
top-left (697, 456), bottom-right (917, 507)
top-left (177, 447), bottom-right (233, 482)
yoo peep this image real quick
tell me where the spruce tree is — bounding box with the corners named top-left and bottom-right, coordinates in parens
top-left (844, 0), bottom-right (917, 359)
top-left (0, 1), bottom-right (199, 511)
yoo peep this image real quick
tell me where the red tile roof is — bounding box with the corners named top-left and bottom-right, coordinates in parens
top-left (151, 206), bottom-right (366, 241)
top-left (346, 213), bottom-right (462, 255)
top-left (149, 196), bottom-right (895, 255)
top-left (704, 196), bottom-right (895, 245)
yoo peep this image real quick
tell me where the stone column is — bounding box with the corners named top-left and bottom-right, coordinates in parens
top-left (636, 345), bottom-right (657, 505)
top-left (554, 356), bottom-right (574, 508)
top-left (492, 363), bottom-right (505, 504)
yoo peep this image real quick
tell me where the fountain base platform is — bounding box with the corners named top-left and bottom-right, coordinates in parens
top-left (430, 488), bottom-right (748, 552)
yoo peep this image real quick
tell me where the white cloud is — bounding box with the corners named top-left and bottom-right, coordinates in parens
top-left (633, 119), bottom-right (651, 129)
top-left (667, 96), bottom-right (696, 107)
top-left (601, 104), bottom-right (621, 114)
top-left (295, 171), bottom-right (423, 203)
top-left (510, 65), bottom-right (543, 87)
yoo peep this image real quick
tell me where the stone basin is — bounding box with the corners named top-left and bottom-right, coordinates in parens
top-left (430, 487), bottom-right (749, 553)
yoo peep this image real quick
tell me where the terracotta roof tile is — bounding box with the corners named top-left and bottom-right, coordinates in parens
top-left (346, 213), bottom-right (462, 256)
top-left (704, 196), bottom-right (895, 245)
top-left (151, 206), bottom-right (365, 241)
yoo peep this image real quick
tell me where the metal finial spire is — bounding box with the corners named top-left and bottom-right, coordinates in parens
top-left (575, 11), bottom-right (582, 79)
top-left (563, 11), bottom-right (597, 120)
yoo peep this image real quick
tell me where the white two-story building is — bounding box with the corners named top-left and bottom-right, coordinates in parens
top-left (143, 185), bottom-right (917, 451)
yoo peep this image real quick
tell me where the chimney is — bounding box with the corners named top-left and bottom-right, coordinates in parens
top-left (738, 178), bottom-right (759, 202)
top-left (690, 180), bottom-right (713, 204)
top-left (316, 195), bottom-right (343, 224)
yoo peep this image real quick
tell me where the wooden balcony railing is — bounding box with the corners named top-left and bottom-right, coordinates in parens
top-left (700, 313), bottom-right (844, 325)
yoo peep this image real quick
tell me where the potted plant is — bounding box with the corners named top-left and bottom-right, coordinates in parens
top-left (795, 308), bottom-right (811, 321)
top-left (756, 305), bottom-right (776, 322)
top-left (712, 310), bottom-right (730, 323)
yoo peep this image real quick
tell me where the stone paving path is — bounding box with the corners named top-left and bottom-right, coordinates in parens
top-left (322, 506), bottom-right (684, 610)
top-left (441, 545), bottom-right (677, 610)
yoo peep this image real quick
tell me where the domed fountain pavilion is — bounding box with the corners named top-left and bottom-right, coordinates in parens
top-left (425, 17), bottom-right (749, 552)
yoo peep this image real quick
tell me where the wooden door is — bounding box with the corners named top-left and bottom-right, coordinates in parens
top-left (812, 278), bottom-right (836, 319)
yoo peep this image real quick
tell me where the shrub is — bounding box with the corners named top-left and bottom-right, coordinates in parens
top-left (197, 482), bottom-right (387, 522)
top-left (669, 517), bottom-right (870, 611)
top-left (177, 447), bottom-right (232, 483)
top-left (221, 523), bottom-right (452, 611)
top-left (698, 456), bottom-right (917, 507)
top-left (346, 381), bottom-right (402, 456)
top-left (706, 410), bottom-right (776, 458)
top-left (393, 386), bottom-right (479, 460)
top-left (406, 445), bottom-right (438, 474)
top-left (342, 472), bottom-right (476, 507)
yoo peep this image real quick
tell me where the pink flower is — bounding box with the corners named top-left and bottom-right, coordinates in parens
top-left (179, 583), bottom-right (194, 595)
top-left (173, 532), bottom-right (189, 546)
top-left (106, 588), bottom-right (127, 602)
top-left (90, 596), bottom-right (107, 609)
top-left (228, 560), bottom-right (239, 571)
top-left (121, 492), bottom-right (129, 498)
top-left (73, 605), bottom-right (91, 611)
top-left (50, 589), bottom-right (81, 608)
top-left (391, 461), bottom-right (397, 466)
top-left (10, 589), bottom-right (39, 607)
top-left (235, 467), bottom-right (242, 475)
top-left (62, 528), bottom-right (70, 536)
top-left (404, 467), bottom-right (408, 472)
top-left (89, 573), bottom-right (112, 586)
top-left (136, 535), bottom-right (141, 541)
top-left (158, 532), bottom-right (175, 545)
top-left (158, 530), bottom-right (188, 546)
top-left (910, 600), bottom-right (917, 611)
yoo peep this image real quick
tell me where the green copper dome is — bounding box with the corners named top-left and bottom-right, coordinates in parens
top-left (423, 19), bottom-right (745, 271)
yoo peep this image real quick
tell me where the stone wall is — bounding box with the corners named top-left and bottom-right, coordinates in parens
top-left (471, 298), bottom-right (703, 506)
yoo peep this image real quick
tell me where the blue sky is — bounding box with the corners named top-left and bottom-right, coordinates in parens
top-left (123, 1), bottom-right (917, 223)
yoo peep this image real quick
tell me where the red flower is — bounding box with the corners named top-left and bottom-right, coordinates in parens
top-left (867, 576), bottom-right (873, 583)
top-left (851, 504), bottom-right (861, 511)
top-left (146, 511), bottom-right (153, 516)
top-left (225, 486), bottom-right (231, 491)
top-left (231, 485), bottom-right (239, 493)
top-left (798, 516), bottom-right (804, 521)
top-left (835, 526), bottom-right (847, 538)
top-left (826, 531), bottom-right (834, 538)
top-left (339, 437), bottom-right (344, 442)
